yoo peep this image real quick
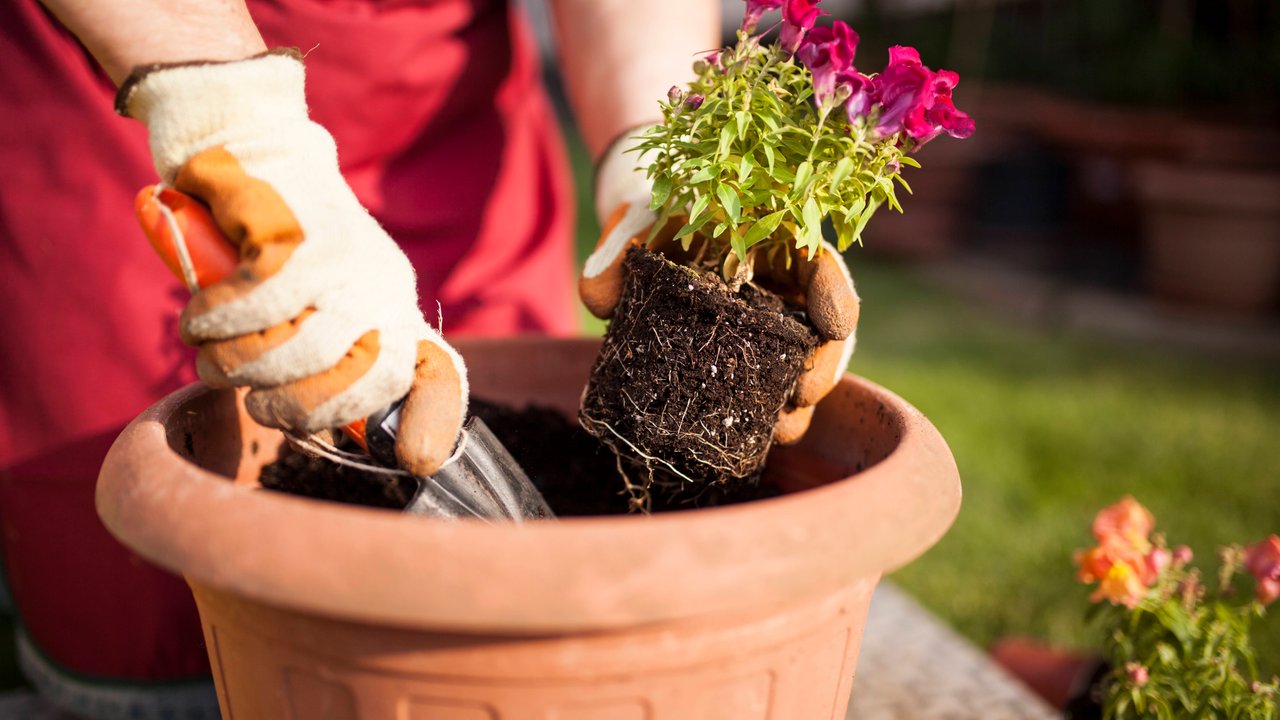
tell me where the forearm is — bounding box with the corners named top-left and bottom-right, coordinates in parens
top-left (39, 0), bottom-right (266, 86)
top-left (549, 0), bottom-right (720, 159)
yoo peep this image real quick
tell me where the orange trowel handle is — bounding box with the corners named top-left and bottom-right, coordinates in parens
top-left (135, 185), bottom-right (371, 450)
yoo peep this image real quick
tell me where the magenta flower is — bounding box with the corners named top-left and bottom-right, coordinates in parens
top-left (796, 20), bottom-right (859, 110)
top-left (871, 46), bottom-right (973, 146)
top-left (872, 47), bottom-right (933, 138)
top-left (920, 70), bottom-right (975, 143)
top-left (741, 0), bottom-right (783, 33)
top-left (685, 93), bottom-right (705, 110)
top-left (841, 69), bottom-right (876, 122)
top-left (780, 0), bottom-right (825, 53)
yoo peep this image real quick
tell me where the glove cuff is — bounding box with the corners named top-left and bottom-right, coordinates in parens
top-left (593, 123), bottom-right (661, 224)
top-left (116, 49), bottom-right (311, 183)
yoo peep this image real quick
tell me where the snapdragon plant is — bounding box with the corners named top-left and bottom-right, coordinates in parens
top-left (636, 0), bottom-right (974, 278)
top-left (1075, 497), bottom-right (1279, 719)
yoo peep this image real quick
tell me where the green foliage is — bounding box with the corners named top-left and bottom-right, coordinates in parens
top-left (1092, 551), bottom-right (1278, 719)
top-left (634, 33), bottom-right (912, 264)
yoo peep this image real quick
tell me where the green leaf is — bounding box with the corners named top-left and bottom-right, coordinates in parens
top-left (900, 156), bottom-right (921, 169)
top-left (834, 215), bottom-right (853, 249)
top-left (802, 196), bottom-right (821, 232)
top-left (829, 157), bottom-right (854, 191)
top-left (798, 196), bottom-right (822, 257)
top-left (673, 222), bottom-right (699, 242)
top-left (712, 221), bottom-right (728, 238)
top-left (793, 161), bottom-right (812, 195)
top-left (742, 210), bottom-right (785, 249)
top-left (716, 184), bottom-right (742, 224)
top-left (848, 197), bottom-right (880, 250)
top-left (649, 175), bottom-right (672, 211)
top-left (895, 175), bottom-right (913, 195)
top-left (737, 155), bottom-right (754, 184)
top-left (688, 193), bottom-right (711, 222)
top-left (688, 166), bottom-right (716, 184)
top-left (761, 143), bottom-right (776, 173)
top-left (730, 224), bottom-right (746, 259)
top-left (735, 110), bottom-right (750, 141)
top-left (718, 123), bottom-right (734, 160)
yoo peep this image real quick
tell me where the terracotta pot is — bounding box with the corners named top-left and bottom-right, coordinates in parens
top-left (1134, 162), bottom-right (1280, 313)
top-left (990, 637), bottom-right (1104, 714)
top-left (97, 337), bottom-right (961, 719)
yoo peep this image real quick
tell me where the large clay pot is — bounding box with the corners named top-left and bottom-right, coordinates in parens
top-left (97, 337), bottom-right (961, 719)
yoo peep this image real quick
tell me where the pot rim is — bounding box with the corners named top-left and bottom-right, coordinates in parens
top-left (97, 337), bottom-right (961, 634)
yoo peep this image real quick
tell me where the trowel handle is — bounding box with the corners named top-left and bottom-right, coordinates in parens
top-left (134, 185), bottom-right (396, 460)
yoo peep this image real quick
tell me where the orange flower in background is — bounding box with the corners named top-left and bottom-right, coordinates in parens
top-left (1075, 498), bottom-right (1166, 607)
top-left (1244, 535), bottom-right (1280, 606)
top-left (1092, 496), bottom-right (1154, 552)
top-left (1076, 538), bottom-right (1153, 607)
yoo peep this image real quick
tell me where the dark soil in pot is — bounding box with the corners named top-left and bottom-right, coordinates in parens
top-left (579, 247), bottom-right (819, 508)
top-left (258, 398), bottom-right (781, 516)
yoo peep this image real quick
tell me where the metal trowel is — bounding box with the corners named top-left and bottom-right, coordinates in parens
top-left (135, 184), bottom-right (553, 522)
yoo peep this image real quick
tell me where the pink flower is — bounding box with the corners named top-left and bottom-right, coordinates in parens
top-left (871, 47), bottom-right (933, 138)
top-left (685, 93), bottom-right (705, 110)
top-left (780, 0), bottom-right (825, 53)
top-left (1244, 535), bottom-right (1280, 606)
top-left (1173, 545), bottom-right (1194, 567)
top-left (1092, 496), bottom-right (1155, 551)
top-left (841, 69), bottom-right (876, 121)
top-left (796, 20), bottom-right (858, 110)
top-left (741, 0), bottom-right (783, 33)
top-left (1126, 662), bottom-right (1150, 687)
top-left (1145, 547), bottom-right (1171, 579)
top-left (919, 71), bottom-right (975, 143)
top-left (871, 46), bottom-right (973, 146)
top-left (783, 0), bottom-right (823, 30)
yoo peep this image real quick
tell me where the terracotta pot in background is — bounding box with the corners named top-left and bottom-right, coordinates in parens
top-left (1134, 162), bottom-right (1280, 313)
top-left (991, 636), bottom-right (1105, 716)
top-left (97, 337), bottom-right (962, 719)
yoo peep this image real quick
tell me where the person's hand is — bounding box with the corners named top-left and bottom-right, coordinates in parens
top-left (120, 50), bottom-right (466, 476)
top-left (580, 133), bottom-right (860, 445)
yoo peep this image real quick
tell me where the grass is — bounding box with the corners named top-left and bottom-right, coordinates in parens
top-left (848, 260), bottom-right (1280, 672)
top-left (565, 124), bottom-right (1280, 675)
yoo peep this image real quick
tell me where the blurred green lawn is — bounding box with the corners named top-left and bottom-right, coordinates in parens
top-left (847, 260), bottom-right (1279, 672)
top-left (566, 127), bottom-right (1280, 673)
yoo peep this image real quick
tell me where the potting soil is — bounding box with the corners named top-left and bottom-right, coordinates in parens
top-left (258, 399), bottom-right (780, 516)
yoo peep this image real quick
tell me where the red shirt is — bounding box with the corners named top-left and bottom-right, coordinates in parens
top-left (0, 0), bottom-right (575, 679)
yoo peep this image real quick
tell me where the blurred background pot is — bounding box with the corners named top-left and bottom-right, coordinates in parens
top-left (96, 337), bottom-right (960, 720)
top-left (1134, 162), bottom-right (1280, 313)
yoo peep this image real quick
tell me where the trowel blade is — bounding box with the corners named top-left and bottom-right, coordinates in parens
top-left (403, 417), bottom-right (554, 522)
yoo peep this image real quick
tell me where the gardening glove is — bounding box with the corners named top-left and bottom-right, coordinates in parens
top-left (119, 50), bottom-right (467, 477)
top-left (581, 133), bottom-right (860, 445)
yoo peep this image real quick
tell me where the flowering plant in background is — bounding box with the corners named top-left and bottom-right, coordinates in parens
top-left (1074, 496), bottom-right (1279, 719)
top-left (636, 0), bottom-right (973, 273)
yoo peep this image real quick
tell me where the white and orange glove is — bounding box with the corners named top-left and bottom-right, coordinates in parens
top-left (581, 130), bottom-right (860, 444)
top-left (119, 50), bottom-right (466, 476)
